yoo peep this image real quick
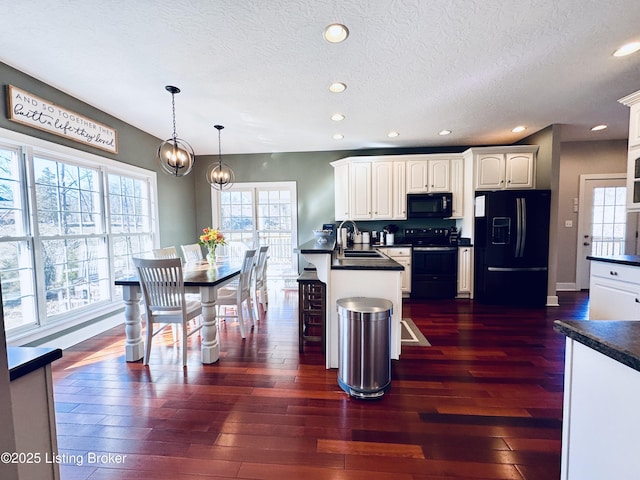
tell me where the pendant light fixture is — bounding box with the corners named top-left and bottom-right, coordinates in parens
top-left (206, 124), bottom-right (235, 190)
top-left (156, 85), bottom-right (195, 177)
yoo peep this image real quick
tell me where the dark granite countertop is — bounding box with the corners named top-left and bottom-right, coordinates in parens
top-left (587, 255), bottom-right (640, 267)
top-left (296, 239), bottom-right (404, 271)
top-left (554, 320), bottom-right (640, 372)
top-left (296, 238), bottom-right (336, 254)
top-left (7, 346), bottom-right (63, 381)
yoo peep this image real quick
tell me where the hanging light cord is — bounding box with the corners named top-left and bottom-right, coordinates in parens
top-left (171, 92), bottom-right (178, 142)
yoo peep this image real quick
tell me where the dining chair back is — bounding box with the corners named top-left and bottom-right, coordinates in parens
top-left (216, 249), bottom-right (256, 338)
top-left (253, 245), bottom-right (269, 316)
top-left (217, 241), bottom-right (249, 263)
top-left (181, 243), bottom-right (203, 263)
top-left (133, 257), bottom-right (202, 366)
top-left (152, 246), bottom-right (178, 259)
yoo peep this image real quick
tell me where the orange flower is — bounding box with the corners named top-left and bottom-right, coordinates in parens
top-left (198, 228), bottom-right (227, 249)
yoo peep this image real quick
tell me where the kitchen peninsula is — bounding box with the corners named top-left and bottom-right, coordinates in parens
top-left (296, 238), bottom-right (404, 369)
top-left (554, 319), bottom-right (640, 479)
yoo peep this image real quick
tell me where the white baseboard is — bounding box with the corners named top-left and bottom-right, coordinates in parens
top-left (546, 295), bottom-right (560, 307)
top-left (556, 282), bottom-right (579, 291)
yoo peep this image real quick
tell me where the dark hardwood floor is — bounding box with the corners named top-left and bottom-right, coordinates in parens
top-left (51, 290), bottom-right (589, 480)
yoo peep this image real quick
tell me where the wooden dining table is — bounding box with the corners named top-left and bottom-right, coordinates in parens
top-left (115, 260), bottom-right (241, 364)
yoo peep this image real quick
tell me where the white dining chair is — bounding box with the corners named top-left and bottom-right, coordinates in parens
top-left (216, 249), bottom-right (256, 338)
top-left (133, 257), bottom-right (202, 367)
top-left (181, 243), bottom-right (204, 263)
top-left (152, 246), bottom-right (178, 259)
top-left (252, 245), bottom-right (269, 317)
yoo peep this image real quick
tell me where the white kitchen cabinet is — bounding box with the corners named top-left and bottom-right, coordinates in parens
top-left (560, 338), bottom-right (640, 479)
top-left (626, 146), bottom-right (640, 211)
top-left (469, 146), bottom-right (537, 190)
top-left (393, 161), bottom-right (407, 219)
top-left (333, 161), bottom-right (349, 220)
top-left (620, 90), bottom-right (640, 211)
top-left (406, 158), bottom-right (450, 193)
top-left (378, 247), bottom-right (412, 296)
top-left (457, 246), bottom-right (473, 298)
top-left (589, 260), bottom-right (640, 320)
top-left (620, 89), bottom-right (640, 148)
top-left (349, 161), bottom-right (372, 220)
top-left (449, 157), bottom-right (464, 218)
top-left (372, 161), bottom-right (393, 219)
top-left (332, 157), bottom-right (407, 221)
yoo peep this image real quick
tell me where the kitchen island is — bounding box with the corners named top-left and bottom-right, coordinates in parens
top-left (587, 254), bottom-right (640, 320)
top-left (554, 320), bottom-right (640, 479)
top-left (296, 238), bottom-right (404, 369)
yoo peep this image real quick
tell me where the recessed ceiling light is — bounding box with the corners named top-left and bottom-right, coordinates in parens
top-left (324, 24), bottom-right (349, 43)
top-left (333, 133), bottom-right (344, 140)
top-left (512, 125), bottom-right (526, 133)
top-left (613, 41), bottom-right (640, 57)
top-left (591, 124), bottom-right (608, 131)
top-left (387, 131), bottom-right (399, 138)
top-left (331, 113), bottom-right (345, 121)
top-left (438, 129), bottom-right (452, 136)
top-left (329, 82), bottom-right (347, 93)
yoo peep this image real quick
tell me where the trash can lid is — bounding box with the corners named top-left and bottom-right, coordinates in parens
top-left (336, 297), bottom-right (393, 314)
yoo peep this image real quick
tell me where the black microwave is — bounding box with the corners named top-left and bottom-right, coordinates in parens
top-left (407, 193), bottom-right (453, 218)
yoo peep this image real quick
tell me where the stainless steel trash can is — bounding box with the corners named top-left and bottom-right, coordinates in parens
top-left (337, 297), bottom-right (393, 399)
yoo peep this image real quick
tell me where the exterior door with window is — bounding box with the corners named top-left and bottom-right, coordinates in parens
top-left (577, 175), bottom-right (627, 289)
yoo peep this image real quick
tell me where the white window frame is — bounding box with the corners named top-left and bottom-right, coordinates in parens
top-left (0, 127), bottom-right (159, 344)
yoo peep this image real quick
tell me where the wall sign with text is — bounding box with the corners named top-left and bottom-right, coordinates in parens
top-left (6, 85), bottom-right (118, 154)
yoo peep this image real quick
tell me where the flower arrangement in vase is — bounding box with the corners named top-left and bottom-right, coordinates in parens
top-left (198, 227), bottom-right (227, 264)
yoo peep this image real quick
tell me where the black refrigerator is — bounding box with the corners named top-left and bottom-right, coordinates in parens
top-left (474, 190), bottom-right (551, 306)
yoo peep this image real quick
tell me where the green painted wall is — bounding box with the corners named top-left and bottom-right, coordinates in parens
top-left (0, 62), bottom-right (197, 249)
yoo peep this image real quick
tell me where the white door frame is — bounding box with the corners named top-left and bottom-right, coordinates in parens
top-left (575, 173), bottom-right (626, 290)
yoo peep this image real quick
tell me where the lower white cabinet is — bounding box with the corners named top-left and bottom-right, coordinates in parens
top-left (457, 246), bottom-right (473, 298)
top-left (589, 260), bottom-right (640, 320)
top-left (378, 247), bottom-right (411, 297)
top-left (561, 339), bottom-right (640, 479)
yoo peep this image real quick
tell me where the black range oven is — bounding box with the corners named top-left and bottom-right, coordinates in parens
top-left (405, 228), bottom-right (458, 299)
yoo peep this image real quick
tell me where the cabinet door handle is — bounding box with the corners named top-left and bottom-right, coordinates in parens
top-left (635, 298), bottom-right (639, 303)
top-left (610, 271), bottom-right (618, 276)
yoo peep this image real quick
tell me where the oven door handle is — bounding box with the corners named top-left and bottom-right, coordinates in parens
top-left (413, 246), bottom-right (458, 252)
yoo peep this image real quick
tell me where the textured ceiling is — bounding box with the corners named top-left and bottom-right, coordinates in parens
top-left (1, 0), bottom-right (640, 155)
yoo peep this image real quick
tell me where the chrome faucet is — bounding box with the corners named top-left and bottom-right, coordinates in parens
top-left (338, 219), bottom-right (360, 236)
top-left (337, 219), bottom-right (359, 254)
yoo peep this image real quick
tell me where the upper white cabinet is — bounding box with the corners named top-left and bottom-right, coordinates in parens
top-left (619, 90), bottom-right (640, 211)
top-left (450, 157), bottom-right (464, 218)
top-left (466, 146), bottom-right (538, 190)
top-left (332, 154), bottom-right (468, 221)
top-left (350, 161), bottom-right (372, 220)
top-left (331, 157), bottom-right (407, 221)
top-left (620, 90), bottom-right (640, 148)
top-left (333, 161), bottom-right (350, 220)
top-left (372, 161), bottom-right (394, 219)
top-left (406, 157), bottom-right (451, 193)
top-left (393, 161), bottom-right (407, 219)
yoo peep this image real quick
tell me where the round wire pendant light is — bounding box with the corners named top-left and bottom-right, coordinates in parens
top-left (156, 86), bottom-right (195, 177)
top-left (206, 124), bottom-right (235, 190)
